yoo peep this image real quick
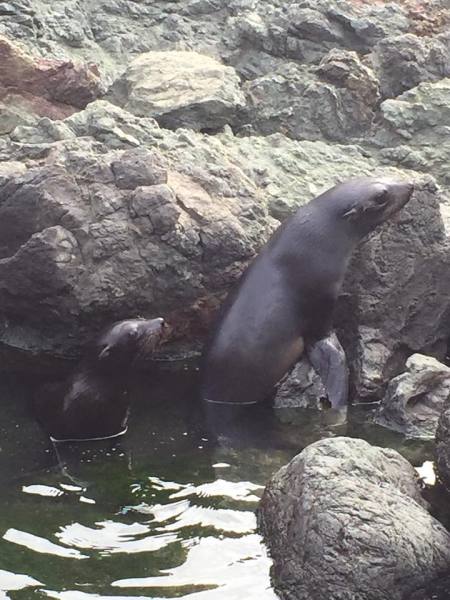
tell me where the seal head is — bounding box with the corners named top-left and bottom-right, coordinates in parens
top-left (34, 317), bottom-right (167, 442)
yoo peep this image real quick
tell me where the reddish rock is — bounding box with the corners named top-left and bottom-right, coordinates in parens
top-left (0, 35), bottom-right (104, 121)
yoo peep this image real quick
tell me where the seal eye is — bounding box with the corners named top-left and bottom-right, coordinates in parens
top-left (342, 205), bottom-right (359, 220)
top-left (374, 188), bottom-right (388, 206)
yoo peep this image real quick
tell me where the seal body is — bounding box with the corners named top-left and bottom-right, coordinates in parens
top-left (34, 318), bottom-right (166, 441)
top-left (202, 177), bottom-right (414, 407)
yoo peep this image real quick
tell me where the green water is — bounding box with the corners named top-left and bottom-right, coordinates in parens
top-left (0, 364), bottom-right (440, 599)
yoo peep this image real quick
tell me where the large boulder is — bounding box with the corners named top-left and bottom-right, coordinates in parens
top-left (0, 133), bottom-right (275, 358)
top-left (340, 177), bottom-right (450, 402)
top-left (258, 437), bottom-right (450, 600)
top-left (375, 354), bottom-right (450, 438)
top-left (108, 51), bottom-right (246, 131)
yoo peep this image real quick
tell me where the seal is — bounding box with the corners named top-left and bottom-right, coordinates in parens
top-left (33, 318), bottom-right (166, 442)
top-left (202, 177), bottom-right (414, 409)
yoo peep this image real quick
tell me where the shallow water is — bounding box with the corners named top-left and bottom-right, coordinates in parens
top-left (0, 362), bottom-right (443, 599)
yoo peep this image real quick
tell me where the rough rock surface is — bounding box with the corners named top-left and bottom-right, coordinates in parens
top-left (0, 34), bottom-right (104, 133)
top-left (370, 32), bottom-right (450, 99)
top-left (239, 49), bottom-right (380, 142)
top-left (340, 178), bottom-right (450, 402)
top-left (376, 78), bottom-right (450, 186)
top-left (258, 437), bottom-right (450, 600)
top-left (0, 0), bottom-right (449, 401)
top-left (435, 406), bottom-right (450, 491)
top-left (0, 130), bottom-right (275, 356)
top-left (0, 97), bottom-right (449, 390)
top-left (375, 354), bottom-right (450, 438)
top-left (273, 358), bottom-right (325, 410)
top-left (108, 51), bottom-right (246, 131)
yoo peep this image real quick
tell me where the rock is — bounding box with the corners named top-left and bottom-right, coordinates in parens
top-left (1, 100), bottom-right (450, 386)
top-left (381, 79), bottom-right (450, 144)
top-left (240, 50), bottom-right (380, 143)
top-left (273, 357), bottom-right (325, 410)
top-left (374, 354), bottom-right (450, 439)
top-left (0, 135), bottom-right (275, 358)
top-left (370, 32), bottom-right (450, 99)
top-left (108, 50), bottom-right (246, 131)
top-left (258, 437), bottom-right (450, 600)
top-left (435, 406), bottom-right (450, 490)
top-left (229, 0), bottom-right (412, 68)
top-left (0, 34), bottom-right (105, 121)
top-left (340, 178), bottom-right (450, 402)
top-left (374, 78), bottom-right (450, 187)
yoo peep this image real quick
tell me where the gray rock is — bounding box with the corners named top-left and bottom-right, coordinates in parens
top-left (273, 357), bottom-right (325, 410)
top-left (436, 406), bottom-right (450, 490)
top-left (108, 50), bottom-right (246, 131)
top-left (240, 50), bottom-right (379, 143)
top-left (258, 437), bottom-right (450, 600)
top-left (340, 178), bottom-right (450, 402)
top-left (374, 78), bottom-right (450, 187)
top-left (375, 354), bottom-right (450, 439)
top-left (0, 133), bottom-right (276, 357)
top-left (381, 78), bottom-right (450, 144)
top-left (370, 32), bottom-right (450, 99)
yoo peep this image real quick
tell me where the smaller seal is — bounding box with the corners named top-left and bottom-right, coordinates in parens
top-left (33, 318), bottom-right (166, 442)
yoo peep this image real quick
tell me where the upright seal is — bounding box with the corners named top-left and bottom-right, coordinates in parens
top-left (34, 318), bottom-right (166, 442)
top-left (202, 177), bottom-right (414, 408)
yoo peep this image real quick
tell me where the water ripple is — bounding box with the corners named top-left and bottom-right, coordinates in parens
top-left (0, 569), bottom-right (42, 591)
top-left (56, 521), bottom-right (178, 555)
top-left (113, 534), bottom-right (277, 599)
top-left (3, 529), bottom-right (87, 559)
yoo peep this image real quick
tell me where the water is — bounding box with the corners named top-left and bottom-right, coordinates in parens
top-left (0, 363), bottom-right (443, 599)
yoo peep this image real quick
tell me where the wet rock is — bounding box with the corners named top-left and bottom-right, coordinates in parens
top-left (240, 50), bottom-right (380, 143)
top-left (273, 358), bottom-right (325, 410)
top-left (374, 354), bottom-right (450, 439)
top-left (370, 32), bottom-right (450, 99)
top-left (108, 50), bottom-right (246, 131)
top-left (258, 437), bottom-right (450, 600)
top-left (435, 406), bottom-right (450, 490)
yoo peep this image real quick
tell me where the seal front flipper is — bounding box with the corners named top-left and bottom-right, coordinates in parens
top-left (307, 332), bottom-right (349, 410)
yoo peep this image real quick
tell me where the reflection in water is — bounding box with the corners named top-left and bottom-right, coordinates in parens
top-left (0, 366), bottom-right (445, 599)
top-left (3, 529), bottom-right (87, 559)
top-left (113, 535), bottom-right (277, 599)
top-left (22, 485), bottom-right (64, 497)
top-left (57, 521), bottom-right (178, 554)
top-left (0, 569), bottom-right (42, 591)
top-left (169, 478), bottom-right (263, 502)
top-left (155, 504), bottom-right (256, 533)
